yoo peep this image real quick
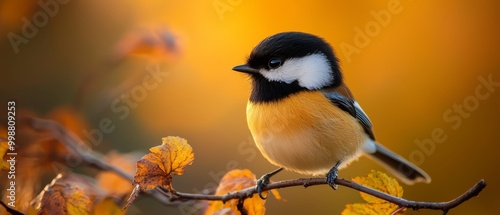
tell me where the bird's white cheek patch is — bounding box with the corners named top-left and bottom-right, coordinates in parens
top-left (260, 53), bottom-right (333, 89)
top-left (259, 66), bottom-right (298, 84)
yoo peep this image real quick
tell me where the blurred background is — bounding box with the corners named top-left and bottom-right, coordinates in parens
top-left (1, 0), bottom-right (499, 214)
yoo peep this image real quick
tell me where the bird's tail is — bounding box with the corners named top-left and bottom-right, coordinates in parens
top-left (364, 141), bottom-right (431, 185)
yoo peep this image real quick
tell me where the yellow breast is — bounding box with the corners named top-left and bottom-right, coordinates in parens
top-left (247, 91), bottom-right (366, 175)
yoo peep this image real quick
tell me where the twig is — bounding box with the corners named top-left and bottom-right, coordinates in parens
top-left (165, 177), bottom-right (485, 213)
top-left (0, 201), bottom-right (24, 215)
top-left (25, 117), bottom-right (183, 206)
top-left (237, 198), bottom-right (248, 215)
top-left (391, 206), bottom-right (406, 215)
top-left (25, 117), bottom-right (487, 214)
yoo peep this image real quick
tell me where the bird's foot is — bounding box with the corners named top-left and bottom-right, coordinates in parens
top-left (256, 168), bottom-right (283, 199)
top-left (326, 161), bottom-right (341, 190)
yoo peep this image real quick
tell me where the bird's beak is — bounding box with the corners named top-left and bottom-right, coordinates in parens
top-left (232, 64), bottom-right (259, 74)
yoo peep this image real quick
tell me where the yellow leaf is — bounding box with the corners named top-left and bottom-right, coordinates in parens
top-left (133, 136), bottom-right (194, 191)
top-left (269, 188), bottom-right (282, 201)
top-left (205, 169), bottom-right (266, 215)
top-left (352, 171), bottom-right (404, 203)
top-left (153, 136), bottom-right (194, 175)
top-left (66, 186), bottom-right (93, 215)
top-left (31, 173), bottom-right (109, 215)
top-left (341, 171), bottom-right (406, 215)
top-left (342, 203), bottom-right (405, 215)
top-left (93, 198), bottom-right (125, 215)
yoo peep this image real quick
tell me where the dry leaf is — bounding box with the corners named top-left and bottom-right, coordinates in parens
top-left (133, 136), bottom-right (194, 191)
top-left (30, 173), bottom-right (108, 215)
top-left (2, 108), bottom-right (93, 214)
top-left (134, 153), bottom-right (172, 190)
top-left (205, 169), bottom-right (266, 215)
top-left (151, 136), bottom-right (194, 176)
top-left (1, 111), bottom-right (45, 212)
top-left (2, 108), bottom-right (91, 212)
top-left (341, 170), bottom-right (405, 215)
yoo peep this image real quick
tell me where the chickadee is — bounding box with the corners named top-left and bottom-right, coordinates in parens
top-left (232, 32), bottom-right (430, 197)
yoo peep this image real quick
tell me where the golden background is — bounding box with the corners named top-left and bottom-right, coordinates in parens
top-left (1, 0), bottom-right (499, 214)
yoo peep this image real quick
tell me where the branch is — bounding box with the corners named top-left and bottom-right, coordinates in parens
top-left (25, 117), bottom-right (486, 214)
top-left (166, 177), bottom-right (485, 214)
top-left (25, 117), bottom-right (183, 206)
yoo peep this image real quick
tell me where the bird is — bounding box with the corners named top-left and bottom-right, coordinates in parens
top-left (232, 31), bottom-right (431, 198)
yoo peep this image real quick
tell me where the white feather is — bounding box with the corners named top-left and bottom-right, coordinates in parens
top-left (362, 138), bottom-right (377, 154)
top-left (354, 101), bottom-right (371, 122)
top-left (259, 53), bottom-right (333, 89)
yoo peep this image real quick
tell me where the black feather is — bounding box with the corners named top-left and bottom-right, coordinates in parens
top-left (323, 91), bottom-right (375, 140)
top-left (249, 74), bottom-right (307, 103)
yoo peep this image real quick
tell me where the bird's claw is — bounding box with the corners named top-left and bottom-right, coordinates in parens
top-left (326, 161), bottom-right (341, 190)
top-left (256, 177), bottom-right (269, 199)
top-left (256, 168), bottom-right (283, 199)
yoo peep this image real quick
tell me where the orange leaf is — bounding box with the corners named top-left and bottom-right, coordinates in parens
top-left (47, 106), bottom-right (90, 140)
top-left (92, 197), bottom-right (125, 215)
top-left (113, 27), bottom-right (179, 61)
top-left (352, 170), bottom-right (404, 203)
top-left (151, 136), bottom-right (194, 175)
top-left (205, 169), bottom-right (266, 215)
top-left (341, 170), bottom-right (406, 215)
top-left (134, 153), bottom-right (173, 190)
top-left (133, 136), bottom-right (194, 191)
top-left (31, 173), bottom-right (107, 215)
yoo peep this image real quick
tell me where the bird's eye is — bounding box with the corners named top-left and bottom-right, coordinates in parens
top-left (268, 58), bottom-right (283, 69)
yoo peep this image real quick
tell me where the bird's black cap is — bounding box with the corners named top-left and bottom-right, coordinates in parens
top-left (234, 32), bottom-right (342, 103)
top-left (247, 32), bottom-right (341, 76)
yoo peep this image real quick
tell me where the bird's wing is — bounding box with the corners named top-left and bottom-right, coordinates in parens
top-left (322, 84), bottom-right (375, 140)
